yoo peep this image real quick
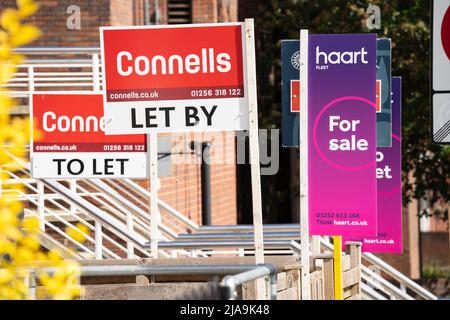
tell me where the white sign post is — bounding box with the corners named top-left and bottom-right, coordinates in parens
top-left (245, 18), bottom-right (266, 300)
top-left (432, 0), bottom-right (450, 144)
top-left (149, 132), bottom-right (160, 258)
top-left (299, 29), bottom-right (311, 300)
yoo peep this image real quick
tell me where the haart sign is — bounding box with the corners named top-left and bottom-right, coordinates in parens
top-left (344, 77), bottom-right (403, 253)
top-left (308, 34), bottom-right (378, 237)
top-left (100, 23), bottom-right (249, 134)
top-left (31, 94), bottom-right (147, 178)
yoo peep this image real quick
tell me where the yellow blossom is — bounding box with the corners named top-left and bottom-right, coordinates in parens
top-left (0, 269), bottom-right (14, 284)
top-left (17, 0), bottom-right (39, 18)
top-left (10, 25), bottom-right (40, 47)
top-left (66, 223), bottom-right (90, 243)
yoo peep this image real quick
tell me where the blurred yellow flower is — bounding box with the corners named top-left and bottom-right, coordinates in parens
top-left (17, 0), bottom-right (39, 18)
top-left (10, 25), bottom-right (40, 47)
top-left (22, 217), bottom-right (40, 232)
top-left (0, 9), bottom-right (19, 32)
top-left (0, 269), bottom-right (14, 284)
top-left (66, 223), bottom-right (90, 243)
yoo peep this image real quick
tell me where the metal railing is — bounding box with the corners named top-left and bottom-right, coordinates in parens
top-left (34, 264), bottom-right (277, 300)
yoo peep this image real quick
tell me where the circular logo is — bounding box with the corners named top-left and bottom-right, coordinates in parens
top-left (442, 5), bottom-right (450, 60)
top-left (313, 96), bottom-right (377, 171)
top-left (291, 51), bottom-right (300, 70)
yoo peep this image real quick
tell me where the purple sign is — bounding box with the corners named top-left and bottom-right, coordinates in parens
top-left (308, 34), bottom-right (378, 237)
top-left (345, 77), bottom-right (403, 252)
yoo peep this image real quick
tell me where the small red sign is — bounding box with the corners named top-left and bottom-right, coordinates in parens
top-left (376, 79), bottom-right (382, 112)
top-left (290, 80), bottom-right (300, 112)
top-left (32, 94), bottom-right (146, 152)
top-left (31, 94), bottom-right (148, 179)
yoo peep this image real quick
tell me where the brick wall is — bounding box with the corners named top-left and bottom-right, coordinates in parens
top-left (1, 0), bottom-right (111, 47)
top-left (192, 0), bottom-right (217, 23)
top-left (145, 131), bottom-right (237, 227)
top-left (420, 232), bottom-right (449, 267)
top-left (0, 0), bottom-right (238, 229)
top-left (110, 0), bottom-right (134, 26)
top-left (192, 0), bottom-right (238, 23)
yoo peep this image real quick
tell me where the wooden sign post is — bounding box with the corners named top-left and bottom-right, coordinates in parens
top-left (245, 18), bottom-right (266, 299)
top-left (149, 132), bottom-right (160, 258)
top-left (299, 29), bottom-right (311, 300)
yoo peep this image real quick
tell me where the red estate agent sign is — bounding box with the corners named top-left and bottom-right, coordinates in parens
top-left (100, 23), bottom-right (249, 134)
top-left (31, 94), bottom-right (148, 178)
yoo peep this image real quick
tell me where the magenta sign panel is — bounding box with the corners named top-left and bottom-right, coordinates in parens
top-left (308, 34), bottom-right (378, 237)
top-left (345, 77), bottom-right (403, 252)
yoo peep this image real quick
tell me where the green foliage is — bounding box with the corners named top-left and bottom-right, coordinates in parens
top-left (422, 262), bottom-right (450, 280)
top-left (253, 0), bottom-right (449, 221)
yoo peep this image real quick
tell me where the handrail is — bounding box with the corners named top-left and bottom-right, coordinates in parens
top-left (150, 238), bottom-right (397, 300)
top-left (361, 265), bottom-right (414, 300)
top-left (85, 179), bottom-right (178, 239)
top-left (164, 222), bottom-right (437, 300)
top-left (176, 232), bottom-right (301, 240)
top-left (14, 47), bottom-right (100, 55)
top-left (1, 151), bottom-right (176, 259)
top-left (38, 263), bottom-right (278, 300)
top-left (153, 235), bottom-right (436, 300)
top-left (361, 283), bottom-right (387, 300)
top-left (221, 265), bottom-right (277, 300)
top-left (319, 237), bottom-right (437, 300)
top-left (3, 172), bottom-right (130, 259)
top-left (362, 251), bottom-right (438, 300)
top-left (0, 156), bottom-right (150, 248)
top-left (154, 239), bottom-right (302, 253)
top-left (121, 178), bottom-right (200, 230)
top-left (196, 224), bottom-right (298, 233)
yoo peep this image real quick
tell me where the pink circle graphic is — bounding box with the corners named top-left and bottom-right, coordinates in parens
top-left (378, 133), bottom-right (401, 197)
top-left (313, 95), bottom-right (377, 171)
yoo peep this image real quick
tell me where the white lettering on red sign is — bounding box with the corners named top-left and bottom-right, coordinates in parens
top-left (42, 111), bottom-right (105, 133)
top-left (116, 49), bottom-right (232, 76)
